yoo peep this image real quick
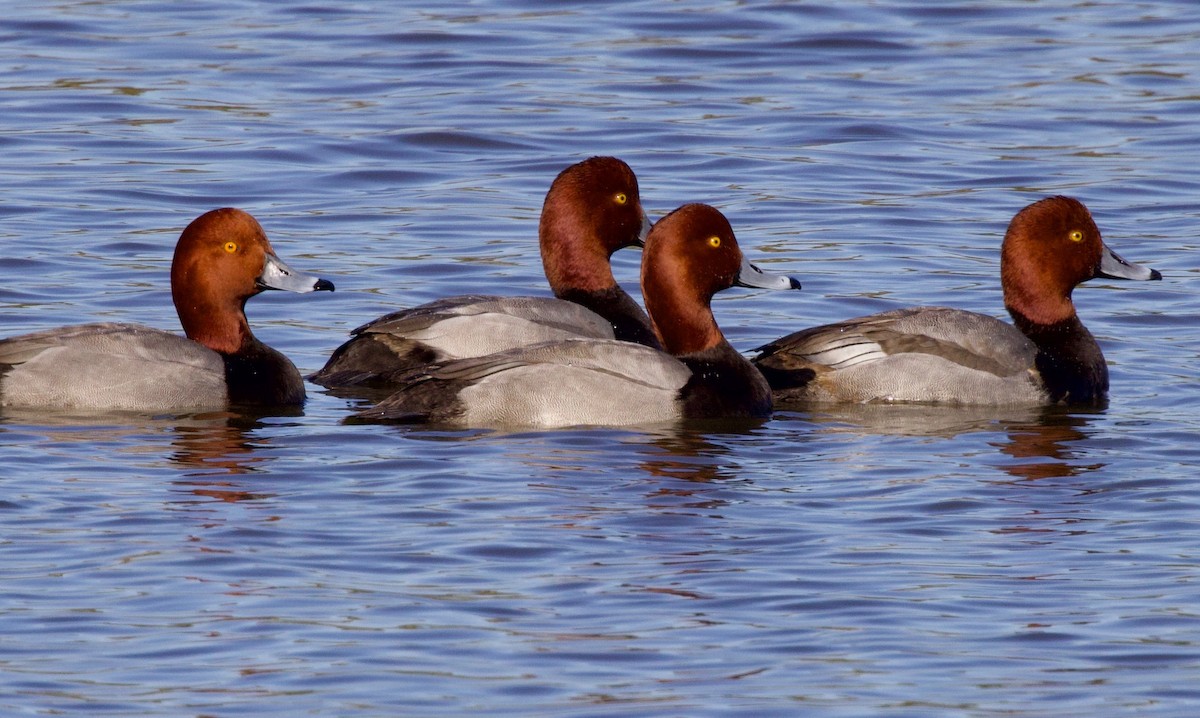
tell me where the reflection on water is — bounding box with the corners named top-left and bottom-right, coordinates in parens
top-left (990, 409), bottom-right (1107, 482)
top-left (167, 410), bottom-right (299, 476)
top-left (0, 407), bottom-right (292, 503)
top-left (793, 402), bottom-right (1108, 482)
top-left (638, 422), bottom-right (769, 485)
top-left (794, 402), bottom-right (1047, 438)
top-left (3, 0), bottom-right (1200, 715)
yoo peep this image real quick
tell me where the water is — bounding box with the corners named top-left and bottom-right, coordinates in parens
top-left (2, 1), bottom-right (1198, 715)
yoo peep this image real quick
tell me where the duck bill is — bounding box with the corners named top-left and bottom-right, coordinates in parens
top-left (258, 252), bottom-right (336, 293)
top-left (1097, 243), bottom-right (1162, 281)
top-left (631, 209), bottom-right (652, 248)
top-left (735, 255), bottom-right (802, 290)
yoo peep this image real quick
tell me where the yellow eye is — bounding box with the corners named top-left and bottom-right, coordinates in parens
top-left (707, 236), bottom-right (722, 248)
top-left (224, 241), bottom-right (238, 253)
top-left (1068, 230), bottom-right (1084, 243)
top-left (614, 192), bottom-right (628, 205)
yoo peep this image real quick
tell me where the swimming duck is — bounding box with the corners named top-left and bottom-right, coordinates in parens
top-left (309, 156), bottom-right (658, 389)
top-left (0, 208), bottom-right (334, 410)
top-left (353, 203), bottom-right (801, 427)
top-left (753, 196), bottom-right (1160, 406)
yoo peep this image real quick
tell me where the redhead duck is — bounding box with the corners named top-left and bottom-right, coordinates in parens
top-left (753, 196), bottom-right (1161, 406)
top-left (308, 156), bottom-right (658, 389)
top-left (352, 203), bottom-right (801, 427)
top-left (0, 208), bottom-right (334, 410)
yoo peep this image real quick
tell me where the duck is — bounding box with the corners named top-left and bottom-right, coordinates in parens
top-left (352, 203), bottom-right (802, 428)
top-left (308, 156), bottom-right (659, 389)
top-left (0, 208), bottom-right (334, 410)
top-left (752, 196), bottom-right (1161, 406)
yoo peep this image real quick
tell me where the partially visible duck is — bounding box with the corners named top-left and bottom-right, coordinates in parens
top-left (0, 208), bottom-right (334, 410)
top-left (753, 196), bottom-right (1161, 406)
top-left (308, 156), bottom-right (657, 389)
top-left (353, 203), bottom-right (801, 427)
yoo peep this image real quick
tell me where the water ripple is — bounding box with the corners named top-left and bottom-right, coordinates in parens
top-left (1, 1), bottom-right (1199, 716)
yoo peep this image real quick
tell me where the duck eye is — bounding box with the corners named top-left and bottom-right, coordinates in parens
top-left (707, 236), bottom-right (722, 248)
top-left (1068, 230), bottom-right (1084, 243)
top-left (224, 241), bottom-right (238, 253)
top-left (614, 192), bottom-right (628, 205)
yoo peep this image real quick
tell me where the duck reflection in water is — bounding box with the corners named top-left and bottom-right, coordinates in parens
top-left (989, 408), bottom-right (1105, 482)
top-left (0, 408), bottom-right (283, 501)
top-left (784, 403), bottom-right (1105, 482)
top-left (636, 423), bottom-right (761, 486)
top-left (171, 409), bottom-right (284, 466)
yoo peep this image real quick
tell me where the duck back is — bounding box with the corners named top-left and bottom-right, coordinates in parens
top-left (0, 323), bottom-right (227, 410)
top-left (353, 339), bottom-right (692, 427)
top-left (309, 295), bottom-right (615, 388)
top-left (754, 307), bottom-right (1047, 405)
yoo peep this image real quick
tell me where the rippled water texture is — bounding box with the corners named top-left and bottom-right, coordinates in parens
top-left (2, 1), bottom-right (1198, 715)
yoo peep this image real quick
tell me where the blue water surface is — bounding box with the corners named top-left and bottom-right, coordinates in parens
top-left (1, 1), bottom-right (1198, 715)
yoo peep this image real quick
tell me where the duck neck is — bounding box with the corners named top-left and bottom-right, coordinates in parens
top-left (1009, 310), bottom-right (1108, 405)
top-left (1003, 282), bottom-right (1076, 326)
top-left (175, 295), bottom-right (304, 406)
top-left (540, 221), bottom-right (618, 296)
top-left (176, 295), bottom-right (255, 355)
top-left (1001, 244), bottom-right (1077, 327)
top-left (556, 285), bottom-right (661, 349)
top-left (645, 283), bottom-right (723, 357)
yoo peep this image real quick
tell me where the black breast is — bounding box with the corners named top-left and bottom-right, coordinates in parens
top-left (678, 342), bottom-right (773, 419)
top-left (222, 341), bottom-right (306, 407)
